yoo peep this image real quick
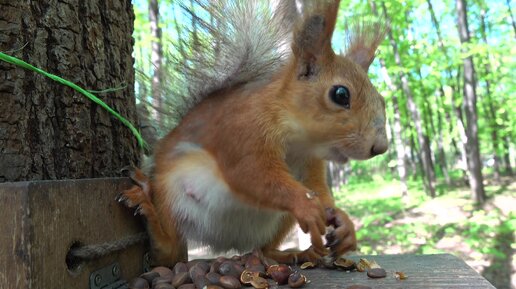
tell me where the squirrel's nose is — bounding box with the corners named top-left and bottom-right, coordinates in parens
top-left (370, 138), bottom-right (388, 156)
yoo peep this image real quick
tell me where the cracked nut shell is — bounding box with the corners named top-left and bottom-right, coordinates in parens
top-left (334, 258), bottom-right (356, 271)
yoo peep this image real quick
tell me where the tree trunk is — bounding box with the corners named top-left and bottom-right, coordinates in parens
top-left (379, 59), bottom-right (408, 196)
top-left (479, 8), bottom-right (501, 182)
top-left (435, 86), bottom-right (451, 184)
top-left (377, 2), bottom-right (436, 197)
top-left (452, 67), bottom-right (470, 184)
top-left (502, 135), bottom-right (514, 176)
top-left (149, 0), bottom-right (163, 130)
top-left (506, 0), bottom-right (516, 38)
top-left (0, 0), bottom-right (140, 182)
top-left (427, 0), bottom-right (464, 184)
top-left (456, 0), bottom-right (486, 204)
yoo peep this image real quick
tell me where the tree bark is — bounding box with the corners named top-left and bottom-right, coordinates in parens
top-left (377, 2), bottom-right (436, 197)
top-left (149, 0), bottom-right (163, 129)
top-left (0, 0), bottom-right (140, 182)
top-left (456, 0), bottom-right (486, 204)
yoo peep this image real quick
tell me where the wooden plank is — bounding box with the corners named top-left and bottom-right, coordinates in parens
top-left (0, 182), bottom-right (30, 287)
top-left (0, 178), bottom-right (150, 289)
top-left (284, 254), bottom-right (495, 289)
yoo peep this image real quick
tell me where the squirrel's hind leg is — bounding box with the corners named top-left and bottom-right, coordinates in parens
top-left (118, 168), bottom-right (187, 266)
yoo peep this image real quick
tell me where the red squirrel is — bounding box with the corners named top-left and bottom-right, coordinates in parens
top-left (121, 0), bottom-right (388, 266)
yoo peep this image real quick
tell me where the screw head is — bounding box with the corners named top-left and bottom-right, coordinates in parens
top-left (112, 264), bottom-right (120, 277)
top-left (94, 274), bottom-right (102, 286)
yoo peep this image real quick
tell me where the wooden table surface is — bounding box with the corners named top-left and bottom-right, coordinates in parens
top-left (281, 254), bottom-right (495, 289)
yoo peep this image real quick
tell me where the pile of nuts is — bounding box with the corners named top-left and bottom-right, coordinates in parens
top-left (128, 253), bottom-right (405, 289)
top-left (128, 252), bottom-right (308, 289)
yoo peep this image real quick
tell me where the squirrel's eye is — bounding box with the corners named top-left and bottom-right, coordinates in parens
top-left (329, 85), bottom-right (351, 109)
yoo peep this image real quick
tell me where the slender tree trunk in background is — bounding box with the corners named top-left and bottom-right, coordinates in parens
top-left (479, 8), bottom-right (501, 181)
top-left (377, 2), bottom-right (436, 197)
top-left (328, 161), bottom-right (350, 190)
top-left (416, 64), bottom-right (449, 185)
top-left (436, 87), bottom-right (451, 184)
top-left (506, 0), bottom-right (516, 38)
top-left (456, 0), bottom-right (486, 204)
top-left (502, 135), bottom-right (514, 176)
top-left (149, 0), bottom-right (163, 129)
top-left (380, 59), bottom-right (408, 196)
top-left (408, 134), bottom-right (419, 178)
top-left (0, 0), bottom-right (139, 182)
top-left (427, 0), bottom-right (462, 184)
top-left (452, 67), bottom-right (470, 184)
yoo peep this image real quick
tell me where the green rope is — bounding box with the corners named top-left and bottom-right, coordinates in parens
top-left (0, 52), bottom-right (146, 149)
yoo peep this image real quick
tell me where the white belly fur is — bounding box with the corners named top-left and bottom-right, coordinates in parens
top-left (163, 142), bottom-right (287, 253)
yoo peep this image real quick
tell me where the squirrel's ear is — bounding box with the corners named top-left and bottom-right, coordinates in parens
top-left (344, 21), bottom-right (387, 71)
top-left (292, 0), bottom-right (340, 79)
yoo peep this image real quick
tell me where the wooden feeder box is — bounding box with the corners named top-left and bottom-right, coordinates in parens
top-left (0, 178), bottom-right (149, 289)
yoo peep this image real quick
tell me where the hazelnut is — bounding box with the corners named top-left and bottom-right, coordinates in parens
top-left (128, 277), bottom-right (149, 289)
top-left (267, 264), bottom-right (292, 285)
top-left (172, 271), bottom-right (191, 287)
top-left (173, 262), bottom-right (188, 274)
top-left (206, 272), bottom-right (221, 285)
top-left (218, 260), bottom-right (240, 278)
top-left (193, 275), bottom-right (209, 289)
top-left (287, 272), bottom-right (307, 288)
top-left (189, 262), bottom-right (208, 281)
top-left (219, 275), bottom-right (242, 289)
top-left (367, 268), bottom-right (387, 278)
top-left (152, 266), bottom-right (175, 281)
top-left (140, 271), bottom-right (160, 283)
top-left (152, 277), bottom-right (172, 287)
top-left (245, 255), bottom-right (262, 269)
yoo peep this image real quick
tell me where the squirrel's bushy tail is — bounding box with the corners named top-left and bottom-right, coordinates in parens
top-left (166, 0), bottom-right (299, 125)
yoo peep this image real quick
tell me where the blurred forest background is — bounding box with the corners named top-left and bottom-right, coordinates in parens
top-left (131, 0), bottom-right (515, 288)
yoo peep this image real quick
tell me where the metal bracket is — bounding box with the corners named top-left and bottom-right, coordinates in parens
top-left (89, 263), bottom-right (128, 289)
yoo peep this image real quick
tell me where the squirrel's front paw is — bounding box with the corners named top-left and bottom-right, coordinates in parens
top-left (292, 192), bottom-right (327, 254)
top-left (325, 208), bottom-right (357, 257)
top-left (117, 168), bottom-right (152, 216)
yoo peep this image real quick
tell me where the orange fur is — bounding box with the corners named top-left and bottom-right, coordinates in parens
top-left (121, 0), bottom-right (386, 265)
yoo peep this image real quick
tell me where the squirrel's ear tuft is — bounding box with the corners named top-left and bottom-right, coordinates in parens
top-left (292, 0), bottom-right (340, 79)
top-left (344, 20), bottom-right (388, 71)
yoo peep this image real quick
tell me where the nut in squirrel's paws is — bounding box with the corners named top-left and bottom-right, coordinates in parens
top-left (325, 208), bottom-right (357, 257)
